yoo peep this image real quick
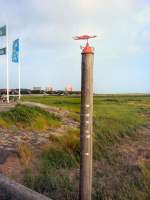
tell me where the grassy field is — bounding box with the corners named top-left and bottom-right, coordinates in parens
top-left (22, 95), bottom-right (80, 112)
top-left (0, 95), bottom-right (149, 199)
top-left (20, 95), bottom-right (150, 200)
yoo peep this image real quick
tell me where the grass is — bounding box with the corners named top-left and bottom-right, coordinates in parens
top-left (22, 95), bottom-right (80, 113)
top-left (22, 95), bottom-right (150, 200)
top-left (41, 128), bottom-right (80, 170)
top-left (0, 104), bottom-right (62, 131)
top-left (24, 168), bottom-right (79, 200)
top-left (17, 143), bottom-right (32, 167)
top-left (24, 128), bottom-right (80, 200)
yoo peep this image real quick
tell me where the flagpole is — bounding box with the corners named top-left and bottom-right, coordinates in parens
top-left (0, 53), bottom-right (2, 93)
top-left (6, 25), bottom-right (9, 103)
top-left (18, 39), bottom-right (21, 100)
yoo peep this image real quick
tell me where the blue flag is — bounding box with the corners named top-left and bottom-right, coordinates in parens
top-left (0, 26), bottom-right (6, 37)
top-left (0, 47), bottom-right (6, 55)
top-left (12, 39), bottom-right (19, 63)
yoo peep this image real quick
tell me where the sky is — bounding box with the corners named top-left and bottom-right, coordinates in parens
top-left (0, 0), bottom-right (150, 93)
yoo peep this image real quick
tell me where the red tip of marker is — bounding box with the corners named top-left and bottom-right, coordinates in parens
top-left (82, 43), bottom-right (94, 54)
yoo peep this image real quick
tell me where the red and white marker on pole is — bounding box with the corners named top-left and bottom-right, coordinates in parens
top-left (73, 35), bottom-right (96, 200)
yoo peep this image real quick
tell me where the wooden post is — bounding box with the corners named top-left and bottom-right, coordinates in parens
top-left (0, 174), bottom-right (52, 200)
top-left (79, 43), bottom-right (94, 200)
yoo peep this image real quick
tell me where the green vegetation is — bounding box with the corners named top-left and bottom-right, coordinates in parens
top-left (41, 129), bottom-right (80, 169)
top-left (24, 128), bottom-right (80, 200)
top-left (0, 104), bottom-right (62, 131)
top-left (22, 95), bottom-right (150, 200)
top-left (22, 95), bottom-right (80, 112)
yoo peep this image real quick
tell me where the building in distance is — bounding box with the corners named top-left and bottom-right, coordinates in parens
top-left (33, 87), bottom-right (42, 91)
top-left (45, 86), bottom-right (53, 92)
top-left (65, 85), bottom-right (73, 92)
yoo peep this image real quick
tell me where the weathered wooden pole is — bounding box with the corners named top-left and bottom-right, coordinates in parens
top-left (79, 41), bottom-right (94, 200)
top-left (73, 35), bottom-right (96, 200)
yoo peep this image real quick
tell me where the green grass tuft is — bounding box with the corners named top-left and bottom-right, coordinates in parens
top-left (0, 104), bottom-right (62, 131)
top-left (41, 128), bottom-right (80, 169)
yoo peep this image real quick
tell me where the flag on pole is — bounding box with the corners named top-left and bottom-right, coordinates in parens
top-left (12, 39), bottom-right (19, 63)
top-left (0, 25), bottom-right (6, 37)
top-left (0, 47), bottom-right (6, 55)
top-left (12, 38), bottom-right (21, 100)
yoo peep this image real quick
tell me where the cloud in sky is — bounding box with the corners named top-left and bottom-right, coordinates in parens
top-left (0, 0), bottom-right (150, 93)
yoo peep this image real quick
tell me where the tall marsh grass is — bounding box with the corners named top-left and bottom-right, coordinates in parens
top-left (21, 95), bottom-right (150, 199)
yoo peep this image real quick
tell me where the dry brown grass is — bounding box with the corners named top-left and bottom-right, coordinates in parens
top-left (17, 143), bottom-right (32, 167)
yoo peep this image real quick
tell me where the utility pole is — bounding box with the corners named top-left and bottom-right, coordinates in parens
top-left (73, 35), bottom-right (96, 200)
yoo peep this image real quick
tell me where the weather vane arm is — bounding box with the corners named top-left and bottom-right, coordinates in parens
top-left (73, 35), bottom-right (96, 40)
top-left (73, 34), bottom-right (96, 54)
